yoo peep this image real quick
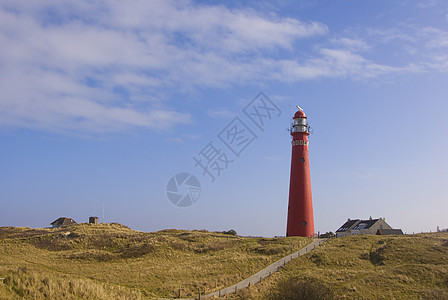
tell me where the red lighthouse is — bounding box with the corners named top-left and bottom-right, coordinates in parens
top-left (286, 106), bottom-right (314, 237)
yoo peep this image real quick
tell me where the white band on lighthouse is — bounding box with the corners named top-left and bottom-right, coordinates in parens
top-left (291, 140), bottom-right (309, 146)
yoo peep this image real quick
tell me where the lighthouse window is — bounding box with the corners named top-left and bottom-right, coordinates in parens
top-left (301, 158), bottom-right (305, 162)
top-left (302, 221), bottom-right (307, 227)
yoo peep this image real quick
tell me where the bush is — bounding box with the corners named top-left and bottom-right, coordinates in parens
top-left (319, 232), bottom-right (334, 238)
top-left (267, 277), bottom-right (335, 300)
top-left (222, 229), bottom-right (237, 236)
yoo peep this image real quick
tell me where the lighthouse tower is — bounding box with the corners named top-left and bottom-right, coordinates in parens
top-left (286, 107), bottom-right (314, 237)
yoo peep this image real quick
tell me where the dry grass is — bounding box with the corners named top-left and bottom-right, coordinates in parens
top-left (229, 233), bottom-right (448, 299)
top-left (0, 223), bottom-right (309, 299)
top-left (1, 268), bottom-right (143, 299)
top-left (4, 224), bottom-right (446, 299)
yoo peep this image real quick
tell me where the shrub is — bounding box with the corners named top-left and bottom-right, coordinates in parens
top-left (267, 277), bottom-right (335, 300)
top-left (319, 232), bottom-right (334, 238)
top-left (222, 229), bottom-right (237, 236)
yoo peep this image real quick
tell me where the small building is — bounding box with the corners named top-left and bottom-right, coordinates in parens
top-left (336, 217), bottom-right (398, 237)
top-left (335, 218), bottom-right (361, 237)
top-left (89, 216), bottom-right (99, 224)
top-left (51, 217), bottom-right (76, 228)
top-left (376, 228), bottom-right (403, 235)
top-left (351, 217), bottom-right (392, 235)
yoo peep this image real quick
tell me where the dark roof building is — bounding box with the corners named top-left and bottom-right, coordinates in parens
top-left (51, 217), bottom-right (76, 228)
top-left (376, 228), bottom-right (404, 235)
top-left (336, 219), bottom-right (361, 237)
top-left (352, 219), bottom-right (379, 230)
top-left (335, 217), bottom-right (400, 237)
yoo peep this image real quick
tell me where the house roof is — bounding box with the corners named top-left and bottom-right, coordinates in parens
top-left (376, 229), bottom-right (403, 235)
top-left (336, 219), bottom-right (360, 232)
top-left (352, 219), bottom-right (380, 230)
top-left (51, 217), bottom-right (76, 226)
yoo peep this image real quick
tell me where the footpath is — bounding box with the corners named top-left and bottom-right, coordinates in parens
top-left (176, 238), bottom-right (326, 299)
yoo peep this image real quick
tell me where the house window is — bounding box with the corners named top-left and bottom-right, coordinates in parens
top-left (380, 225), bottom-right (383, 229)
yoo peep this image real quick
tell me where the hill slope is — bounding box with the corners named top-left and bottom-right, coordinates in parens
top-left (2, 225), bottom-right (447, 299)
top-left (230, 233), bottom-right (448, 299)
top-left (0, 223), bottom-right (309, 299)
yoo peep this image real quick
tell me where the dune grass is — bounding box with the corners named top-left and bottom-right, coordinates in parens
top-left (229, 232), bottom-right (448, 299)
top-left (3, 224), bottom-right (446, 299)
top-left (0, 223), bottom-right (309, 299)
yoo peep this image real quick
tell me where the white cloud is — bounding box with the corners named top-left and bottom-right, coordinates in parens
top-left (365, 25), bottom-right (448, 72)
top-left (0, 0), bottom-right (328, 134)
top-left (0, 0), bottom-right (447, 134)
top-left (418, 27), bottom-right (448, 48)
top-left (417, 0), bottom-right (440, 9)
top-left (264, 48), bottom-right (415, 82)
top-left (331, 37), bottom-right (371, 52)
top-left (207, 109), bottom-right (236, 119)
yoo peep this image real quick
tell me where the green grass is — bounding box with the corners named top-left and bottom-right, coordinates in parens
top-left (0, 223), bottom-right (310, 299)
top-left (230, 233), bottom-right (448, 299)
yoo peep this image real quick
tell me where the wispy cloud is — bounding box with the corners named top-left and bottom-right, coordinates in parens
top-left (0, 0), bottom-right (327, 134)
top-left (165, 133), bottom-right (202, 144)
top-left (207, 109), bottom-right (236, 119)
top-left (330, 37), bottom-right (371, 52)
top-left (417, 0), bottom-right (440, 9)
top-left (0, 0), bottom-right (447, 134)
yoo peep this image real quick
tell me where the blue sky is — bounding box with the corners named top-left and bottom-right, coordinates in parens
top-left (1, 0), bottom-right (447, 236)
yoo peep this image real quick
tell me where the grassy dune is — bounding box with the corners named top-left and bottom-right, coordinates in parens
top-left (2, 224), bottom-right (447, 299)
top-left (230, 233), bottom-right (448, 299)
top-left (0, 223), bottom-right (309, 299)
